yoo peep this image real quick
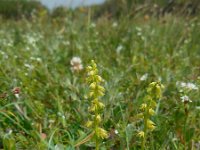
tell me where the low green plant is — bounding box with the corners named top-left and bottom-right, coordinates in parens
top-left (137, 82), bottom-right (164, 150)
top-left (76, 60), bottom-right (108, 150)
top-left (84, 60), bottom-right (108, 150)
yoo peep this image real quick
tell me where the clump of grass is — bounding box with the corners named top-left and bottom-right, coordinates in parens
top-left (0, 4), bottom-right (200, 149)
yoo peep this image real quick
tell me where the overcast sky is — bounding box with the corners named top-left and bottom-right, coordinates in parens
top-left (40, 0), bottom-right (105, 9)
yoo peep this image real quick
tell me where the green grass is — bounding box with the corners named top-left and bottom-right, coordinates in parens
top-left (0, 10), bottom-right (199, 149)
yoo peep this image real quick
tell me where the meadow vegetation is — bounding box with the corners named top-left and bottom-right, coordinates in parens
top-left (0, 0), bottom-right (200, 149)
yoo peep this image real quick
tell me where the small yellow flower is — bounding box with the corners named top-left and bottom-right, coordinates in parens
top-left (88, 105), bottom-right (95, 112)
top-left (93, 100), bottom-right (105, 110)
top-left (137, 113), bottom-right (144, 119)
top-left (88, 70), bottom-right (95, 76)
top-left (149, 100), bottom-right (157, 108)
top-left (98, 91), bottom-right (105, 97)
top-left (147, 119), bottom-right (156, 131)
top-left (85, 121), bottom-right (93, 128)
top-left (89, 91), bottom-right (94, 98)
top-left (140, 103), bottom-right (147, 110)
top-left (96, 127), bottom-right (109, 139)
top-left (97, 101), bottom-right (105, 109)
top-left (96, 75), bottom-right (103, 82)
top-left (137, 131), bottom-right (145, 138)
top-left (90, 99), bottom-right (105, 112)
top-left (96, 115), bottom-right (102, 123)
top-left (148, 108), bottom-right (155, 115)
top-left (89, 82), bottom-right (96, 89)
top-left (91, 60), bottom-right (97, 68)
top-left (147, 82), bottom-right (164, 99)
top-left (148, 82), bottom-right (157, 89)
top-left (97, 85), bottom-right (105, 93)
top-left (155, 84), bottom-right (162, 98)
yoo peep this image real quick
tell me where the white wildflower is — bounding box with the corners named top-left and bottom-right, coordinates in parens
top-left (25, 46), bottom-right (30, 51)
top-left (127, 124), bottom-right (132, 128)
top-left (65, 41), bottom-right (70, 46)
top-left (158, 76), bottom-right (162, 82)
top-left (0, 51), bottom-right (5, 55)
top-left (8, 42), bottom-right (13, 47)
top-left (187, 83), bottom-right (198, 90)
top-left (180, 95), bottom-right (192, 103)
top-left (70, 57), bottom-right (83, 72)
top-left (15, 93), bottom-right (20, 99)
top-left (137, 32), bottom-right (142, 36)
top-left (27, 36), bottom-right (36, 45)
top-left (90, 23), bottom-right (96, 28)
top-left (30, 57), bottom-right (42, 62)
top-left (116, 45), bottom-right (123, 53)
top-left (49, 119), bottom-right (55, 123)
top-left (136, 27), bottom-right (142, 32)
top-left (112, 22), bottom-right (118, 28)
top-left (114, 129), bottom-right (119, 135)
top-left (57, 112), bottom-right (62, 116)
top-left (36, 58), bottom-right (42, 62)
top-left (24, 63), bottom-right (34, 70)
top-left (176, 81), bottom-right (198, 90)
top-left (179, 82), bottom-right (186, 88)
top-left (0, 51), bottom-right (9, 59)
top-left (140, 73), bottom-right (148, 81)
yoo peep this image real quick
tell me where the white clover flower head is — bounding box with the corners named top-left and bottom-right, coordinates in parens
top-left (114, 129), bottom-right (119, 135)
top-left (186, 83), bottom-right (198, 90)
top-left (176, 81), bottom-right (198, 91)
top-left (180, 95), bottom-right (192, 103)
top-left (140, 73), bottom-right (148, 81)
top-left (180, 82), bottom-right (187, 87)
top-left (70, 56), bottom-right (83, 72)
top-left (176, 81), bottom-right (186, 88)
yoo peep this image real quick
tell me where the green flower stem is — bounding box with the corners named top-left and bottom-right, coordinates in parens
top-left (95, 111), bottom-right (99, 150)
top-left (95, 137), bottom-right (99, 150)
top-left (183, 103), bottom-right (189, 150)
top-left (142, 110), bottom-right (148, 150)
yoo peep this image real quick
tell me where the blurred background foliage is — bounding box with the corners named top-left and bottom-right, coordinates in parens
top-left (96, 0), bottom-right (200, 18)
top-left (0, 0), bottom-right (200, 19)
top-left (0, 0), bottom-right (46, 19)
